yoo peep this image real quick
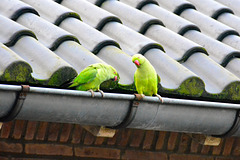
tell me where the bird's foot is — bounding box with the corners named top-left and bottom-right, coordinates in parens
top-left (98, 90), bottom-right (104, 97)
top-left (134, 93), bottom-right (145, 100)
top-left (87, 89), bottom-right (95, 97)
top-left (155, 94), bottom-right (163, 103)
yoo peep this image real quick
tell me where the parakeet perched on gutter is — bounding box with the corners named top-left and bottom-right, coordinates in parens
top-left (132, 54), bottom-right (163, 102)
top-left (69, 63), bottom-right (118, 97)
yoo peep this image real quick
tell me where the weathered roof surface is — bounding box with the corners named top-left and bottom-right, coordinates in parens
top-left (0, 0), bottom-right (240, 101)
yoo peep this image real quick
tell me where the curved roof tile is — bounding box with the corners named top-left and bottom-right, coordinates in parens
top-left (60, 0), bottom-right (122, 29)
top-left (0, 0), bottom-right (39, 20)
top-left (182, 53), bottom-right (239, 94)
top-left (187, 0), bottom-right (233, 19)
top-left (187, 0), bottom-right (240, 35)
top-left (21, 0), bottom-right (81, 25)
top-left (16, 13), bottom-right (79, 51)
top-left (0, 15), bottom-right (36, 46)
top-left (0, 42), bottom-right (32, 82)
top-left (214, 0), bottom-right (240, 17)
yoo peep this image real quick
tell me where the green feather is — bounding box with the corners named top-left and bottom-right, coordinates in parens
top-left (69, 63), bottom-right (118, 91)
top-left (132, 54), bottom-right (160, 96)
top-left (69, 65), bottom-right (97, 87)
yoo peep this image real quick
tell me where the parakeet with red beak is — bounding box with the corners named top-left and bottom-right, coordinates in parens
top-left (69, 63), bottom-right (118, 97)
top-left (132, 54), bottom-right (163, 102)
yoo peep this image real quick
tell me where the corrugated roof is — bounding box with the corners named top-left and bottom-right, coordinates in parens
top-left (0, 0), bottom-right (240, 102)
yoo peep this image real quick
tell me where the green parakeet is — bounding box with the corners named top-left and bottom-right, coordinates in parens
top-left (132, 54), bottom-right (163, 102)
top-left (69, 63), bottom-right (118, 96)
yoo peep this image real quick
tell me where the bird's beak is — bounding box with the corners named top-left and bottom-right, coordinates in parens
top-left (134, 60), bottom-right (140, 66)
top-left (111, 76), bottom-right (117, 82)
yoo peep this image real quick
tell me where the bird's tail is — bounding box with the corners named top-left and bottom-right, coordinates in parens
top-left (60, 81), bottom-right (75, 88)
top-left (68, 82), bottom-right (78, 88)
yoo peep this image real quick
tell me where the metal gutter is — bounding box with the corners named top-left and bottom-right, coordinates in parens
top-left (0, 84), bottom-right (240, 137)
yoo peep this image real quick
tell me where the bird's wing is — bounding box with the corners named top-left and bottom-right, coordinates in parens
top-left (134, 71), bottom-right (137, 86)
top-left (69, 65), bottom-right (98, 87)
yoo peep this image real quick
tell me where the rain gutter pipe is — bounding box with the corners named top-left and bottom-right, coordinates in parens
top-left (0, 84), bottom-right (240, 137)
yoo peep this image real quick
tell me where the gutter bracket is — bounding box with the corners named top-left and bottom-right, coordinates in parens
top-left (83, 99), bottom-right (140, 137)
top-left (0, 85), bottom-right (30, 122)
top-left (107, 100), bottom-right (139, 129)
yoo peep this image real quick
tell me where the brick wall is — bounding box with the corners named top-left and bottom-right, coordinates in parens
top-left (0, 120), bottom-right (239, 160)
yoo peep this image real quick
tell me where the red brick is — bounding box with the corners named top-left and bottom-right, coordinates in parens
top-left (107, 130), bottom-right (119, 145)
top-left (190, 138), bottom-right (200, 153)
top-left (178, 134), bottom-right (191, 153)
top-left (84, 132), bottom-right (95, 145)
top-left (12, 120), bottom-right (26, 139)
top-left (168, 132), bottom-right (179, 151)
top-left (232, 138), bottom-right (240, 156)
top-left (117, 129), bottom-right (132, 147)
top-left (71, 124), bottom-right (83, 144)
top-left (107, 136), bottom-right (117, 145)
top-left (143, 130), bottom-right (155, 150)
top-left (201, 145), bottom-right (210, 154)
top-left (0, 156), bottom-right (8, 160)
top-left (212, 139), bottom-right (224, 155)
top-left (0, 121), bottom-right (13, 138)
top-left (122, 150), bottom-right (167, 160)
top-left (94, 137), bottom-right (105, 145)
top-left (25, 143), bottom-right (73, 156)
top-left (12, 158), bottom-right (52, 160)
top-left (59, 123), bottom-right (72, 142)
top-left (75, 146), bottom-right (120, 159)
top-left (215, 158), bottom-right (237, 160)
top-left (155, 131), bottom-right (167, 150)
top-left (25, 121), bottom-right (37, 140)
top-left (36, 122), bottom-right (48, 140)
top-left (129, 129), bottom-right (145, 147)
top-left (0, 141), bottom-right (23, 153)
top-left (222, 137), bottom-right (235, 156)
top-left (47, 123), bottom-right (61, 141)
top-left (170, 154), bottom-right (214, 160)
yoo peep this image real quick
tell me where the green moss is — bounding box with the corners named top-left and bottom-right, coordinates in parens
top-left (117, 83), bottom-right (135, 91)
top-left (159, 77), bottom-right (205, 97)
top-left (1, 61), bottom-right (32, 82)
top-left (203, 81), bottom-right (240, 101)
top-left (25, 66), bottom-right (77, 87)
top-left (177, 77), bottom-right (205, 96)
top-left (224, 82), bottom-right (240, 100)
top-left (47, 67), bottom-right (77, 86)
